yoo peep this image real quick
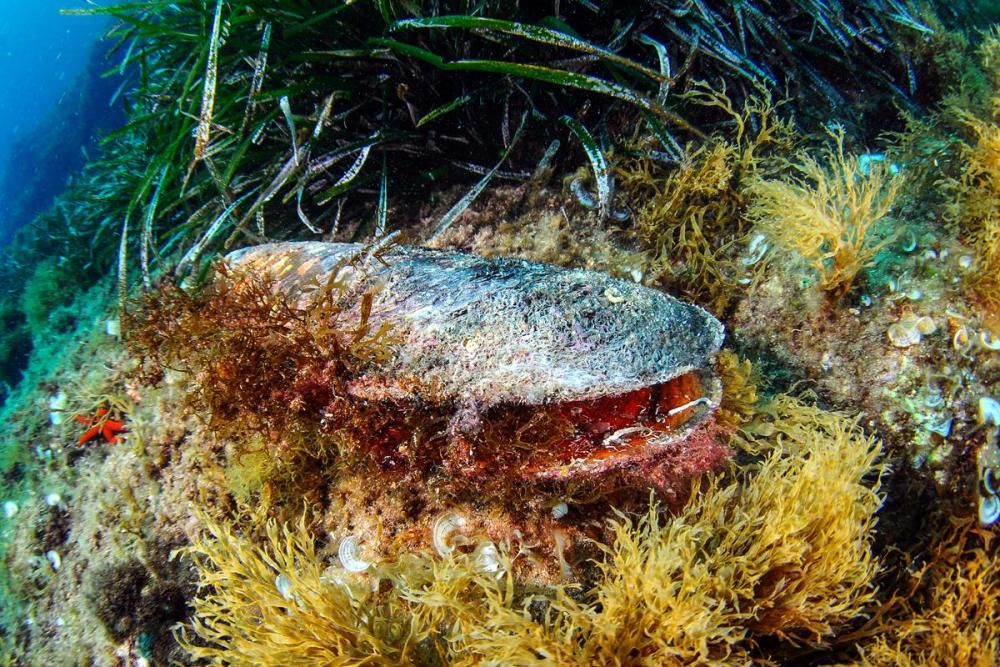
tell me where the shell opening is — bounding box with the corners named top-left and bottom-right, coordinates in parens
top-left (517, 369), bottom-right (718, 477)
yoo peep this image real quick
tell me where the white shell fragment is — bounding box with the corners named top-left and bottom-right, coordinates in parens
top-left (979, 495), bottom-right (1000, 526)
top-left (551, 501), bottom-right (569, 520)
top-left (604, 287), bottom-right (625, 304)
top-left (926, 418), bottom-right (953, 438)
top-left (979, 330), bottom-right (1000, 351)
top-left (887, 314), bottom-right (936, 348)
top-left (915, 316), bottom-right (937, 335)
top-left (48, 390), bottom-right (68, 426)
top-left (984, 468), bottom-right (998, 497)
top-left (953, 326), bottom-right (971, 353)
top-left (977, 433), bottom-right (1000, 526)
top-left (979, 397), bottom-right (1000, 429)
top-left (742, 233), bottom-right (769, 266)
top-left (45, 550), bottom-right (61, 572)
top-left (337, 535), bottom-right (370, 573)
top-left (105, 318), bottom-right (121, 338)
top-left (473, 541), bottom-right (504, 578)
top-left (887, 322), bottom-right (920, 348)
top-left (275, 573), bottom-right (293, 599)
top-left (45, 493), bottom-right (62, 508)
top-left (432, 512), bottom-right (467, 556)
top-left (3, 501), bottom-right (18, 518)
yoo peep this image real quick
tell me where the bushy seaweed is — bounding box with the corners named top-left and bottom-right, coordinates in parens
top-left (939, 28), bottom-right (1000, 321)
top-left (853, 516), bottom-right (999, 666)
top-left (178, 393), bottom-right (884, 665)
top-left (623, 86), bottom-right (796, 313)
top-left (746, 127), bottom-right (905, 298)
top-left (126, 259), bottom-right (397, 507)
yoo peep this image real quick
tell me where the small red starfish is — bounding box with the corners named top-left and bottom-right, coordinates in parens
top-left (74, 407), bottom-right (126, 446)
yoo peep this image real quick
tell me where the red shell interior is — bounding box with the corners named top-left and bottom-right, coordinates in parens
top-left (365, 371), bottom-right (708, 477)
top-left (517, 370), bottom-right (705, 473)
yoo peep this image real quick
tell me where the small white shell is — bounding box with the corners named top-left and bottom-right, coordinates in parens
top-left (979, 495), bottom-right (1000, 526)
top-left (953, 326), bottom-right (971, 353)
top-left (915, 316), bottom-right (936, 335)
top-left (338, 535), bottom-right (370, 573)
top-left (979, 330), bottom-right (1000, 351)
top-left (432, 512), bottom-right (467, 556)
top-left (473, 541), bottom-right (504, 578)
top-left (551, 501), bottom-right (569, 520)
top-left (105, 318), bottom-right (121, 338)
top-left (3, 501), bottom-right (18, 518)
top-left (982, 468), bottom-right (998, 497)
top-left (45, 550), bottom-right (61, 572)
top-left (604, 287), bottom-right (625, 304)
top-left (742, 234), bottom-right (769, 266)
top-left (887, 321), bottom-right (921, 348)
top-left (979, 397), bottom-right (1000, 429)
top-left (552, 528), bottom-right (573, 579)
top-left (48, 390), bottom-right (67, 426)
top-left (275, 573), bottom-right (293, 599)
top-left (45, 493), bottom-right (62, 508)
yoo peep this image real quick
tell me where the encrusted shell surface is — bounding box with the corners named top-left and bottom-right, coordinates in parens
top-left (227, 242), bottom-right (725, 408)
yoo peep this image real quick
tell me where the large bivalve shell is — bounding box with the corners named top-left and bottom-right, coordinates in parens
top-left (226, 242), bottom-right (726, 478)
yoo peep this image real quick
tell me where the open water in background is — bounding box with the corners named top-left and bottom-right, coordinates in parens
top-left (0, 1), bottom-right (116, 246)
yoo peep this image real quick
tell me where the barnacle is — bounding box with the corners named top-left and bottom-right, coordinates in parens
top-left (746, 126), bottom-right (905, 297)
top-left (887, 313), bottom-right (938, 348)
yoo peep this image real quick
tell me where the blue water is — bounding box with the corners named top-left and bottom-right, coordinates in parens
top-left (0, 1), bottom-right (116, 245)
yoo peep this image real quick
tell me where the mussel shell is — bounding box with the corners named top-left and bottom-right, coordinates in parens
top-left (227, 242), bottom-right (725, 408)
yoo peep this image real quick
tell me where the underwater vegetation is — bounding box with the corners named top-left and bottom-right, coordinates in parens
top-left (941, 29), bottom-right (1000, 323)
top-left (179, 394), bottom-right (883, 665)
top-left (126, 256), bottom-right (396, 509)
top-left (622, 87), bottom-right (797, 313)
top-left (746, 126), bottom-right (906, 298)
top-left (2, 0), bottom-right (1000, 664)
top-left (853, 515), bottom-right (999, 666)
top-left (38, 0), bottom-right (938, 304)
